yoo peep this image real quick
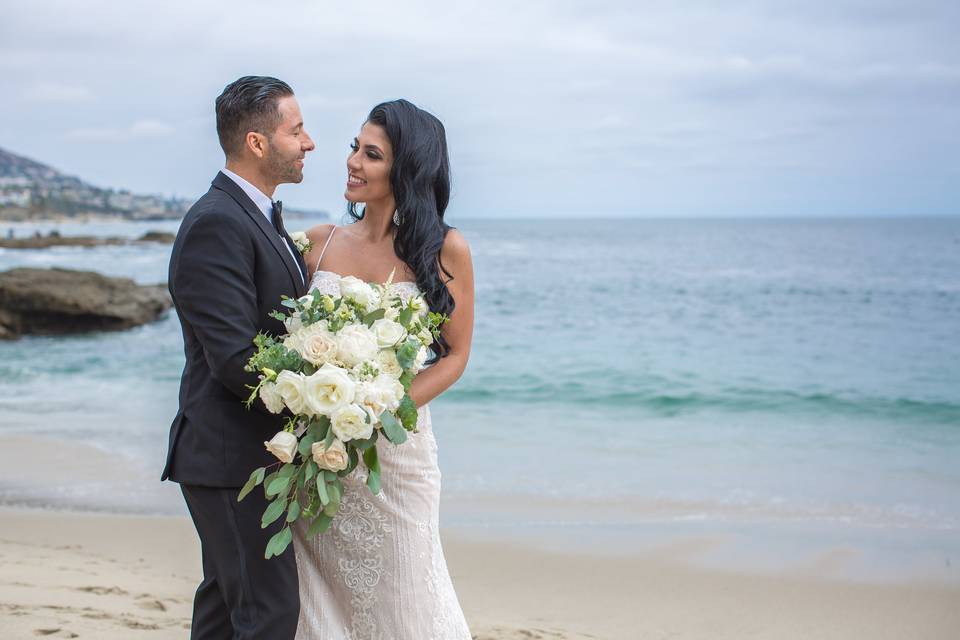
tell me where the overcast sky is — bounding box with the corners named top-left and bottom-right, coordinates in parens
top-left (1, 0), bottom-right (958, 219)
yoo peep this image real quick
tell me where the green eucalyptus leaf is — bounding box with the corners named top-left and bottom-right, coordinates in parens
top-left (286, 498), bottom-right (301, 523)
top-left (261, 472), bottom-right (279, 498)
top-left (316, 475), bottom-right (330, 506)
top-left (363, 308), bottom-right (386, 326)
top-left (398, 395), bottom-right (419, 431)
top-left (345, 447), bottom-right (359, 475)
top-left (308, 417), bottom-right (330, 441)
top-left (366, 468), bottom-right (381, 494)
top-left (265, 525), bottom-right (293, 559)
top-left (323, 481), bottom-right (342, 516)
top-left (307, 513), bottom-right (333, 537)
top-left (261, 497), bottom-right (287, 529)
top-left (363, 446), bottom-right (381, 494)
top-left (352, 435), bottom-right (377, 451)
top-left (302, 493), bottom-right (321, 519)
top-left (362, 445), bottom-right (381, 474)
top-left (237, 466), bottom-right (266, 502)
top-left (396, 340), bottom-right (418, 369)
top-left (379, 411), bottom-right (407, 444)
top-left (265, 475), bottom-right (290, 497)
top-left (298, 433), bottom-right (317, 457)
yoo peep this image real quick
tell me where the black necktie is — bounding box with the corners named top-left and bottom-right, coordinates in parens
top-left (272, 200), bottom-right (305, 286)
top-left (272, 200), bottom-right (286, 237)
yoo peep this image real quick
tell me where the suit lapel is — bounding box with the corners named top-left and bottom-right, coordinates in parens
top-left (211, 172), bottom-right (306, 296)
top-left (279, 226), bottom-right (309, 289)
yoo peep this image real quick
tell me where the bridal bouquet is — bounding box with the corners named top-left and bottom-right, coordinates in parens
top-left (238, 272), bottom-right (447, 558)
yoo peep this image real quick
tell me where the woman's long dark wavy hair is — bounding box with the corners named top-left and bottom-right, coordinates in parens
top-left (348, 99), bottom-right (455, 360)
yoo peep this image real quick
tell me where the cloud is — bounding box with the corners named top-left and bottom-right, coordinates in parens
top-left (0, 0), bottom-right (957, 217)
top-left (22, 82), bottom-right (94, 104)
top-left (67, 119), bottom-right (176, 142)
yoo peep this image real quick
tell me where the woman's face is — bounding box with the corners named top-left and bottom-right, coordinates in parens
top-left (345, 121), bottom-right (393, 204)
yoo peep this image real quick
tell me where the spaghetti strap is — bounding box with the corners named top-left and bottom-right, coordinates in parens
top-left (314, 226), bottom-right (337, 273)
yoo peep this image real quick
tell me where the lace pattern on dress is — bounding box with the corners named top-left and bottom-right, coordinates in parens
top-left (292, 269), bottom-right (471, 640)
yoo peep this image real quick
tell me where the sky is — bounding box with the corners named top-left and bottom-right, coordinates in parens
top-left (1, 0), bottom-right (958, 219)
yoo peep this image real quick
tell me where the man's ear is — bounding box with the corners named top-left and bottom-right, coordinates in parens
top-left (246, 132), bottom-right (267, 159)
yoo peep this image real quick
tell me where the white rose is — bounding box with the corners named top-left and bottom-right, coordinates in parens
top-left (258, 381), bottom-right (285, 414)
top-left (339, 275), bottom-right (381, 311)
top-left (282, 328), bottom-right (304, 354)
top-left (297, 323), bottom-right (338, 366)
top-left (311, 438), bottom-right (349, 472)
top-left (371, 318), bottom-right (406, 348)
top-left (417, 327), bottom-right (434, 346)
top-left (302, 363), bottom-right (356, 417)
top-left (290, 231), bottom-right (311, 253)
top-left (298, 293), bottom-right (315, 310)
top-left (336, 324), bottom-right (378, 367)
top-left (274, 370), bottom-right (308, 414)
top-left (357, 374), bottom-right (404, 418)
top-left (331, 403), bottom-right (374, 441)
top-left (284, 311), bottom-right (303, 333)
top-left (376, 349), bottom-right (404, 379)
top-left (414, 345), bottom-right (429, 371)
top-left (264, 431), bottom-right (298, 464)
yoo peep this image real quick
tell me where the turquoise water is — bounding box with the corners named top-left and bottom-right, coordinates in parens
top-left (1, 217), bottom-right (959, 559)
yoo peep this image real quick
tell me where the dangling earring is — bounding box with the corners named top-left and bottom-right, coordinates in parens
top-left (392, 209), bottom-right (401, 226)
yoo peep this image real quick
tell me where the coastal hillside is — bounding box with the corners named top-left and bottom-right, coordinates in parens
top-left (0, 146), bottom-right (327, 222)
top-left (0, 146), bottom-right (190, 221)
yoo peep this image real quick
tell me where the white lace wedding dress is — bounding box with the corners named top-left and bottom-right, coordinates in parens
top-left (292, 267), bottom-right (472, 640)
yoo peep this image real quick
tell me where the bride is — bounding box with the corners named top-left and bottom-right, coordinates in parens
top-left (292, 99), bottom-right (474, 639)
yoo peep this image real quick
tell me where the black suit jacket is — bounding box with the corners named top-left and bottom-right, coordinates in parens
top-left (163, 172), bottom-right (308, 486)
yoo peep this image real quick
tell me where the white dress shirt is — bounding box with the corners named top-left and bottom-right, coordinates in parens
top-left (221, 168), bottom-right (304, 284)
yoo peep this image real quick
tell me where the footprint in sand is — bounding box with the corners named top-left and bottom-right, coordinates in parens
top-left (135, 597), bottom-right (168, 611)
top-left (473, 628), bottom-right (597, 640)
top-left (75, 585), bottom-right (128, 596)
top-left (81, 610), bottom-right (112, 620)
top-left (121, 619), bottom-right (162, 630)
top-left (33, 630), bottom-right (79, 638)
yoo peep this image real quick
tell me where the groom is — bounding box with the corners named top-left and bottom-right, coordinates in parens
top-left (164, 76), bottom-right (314, 639)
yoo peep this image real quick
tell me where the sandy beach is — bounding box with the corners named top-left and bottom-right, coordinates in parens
top-left (0, 506), bottom-right (957, 640)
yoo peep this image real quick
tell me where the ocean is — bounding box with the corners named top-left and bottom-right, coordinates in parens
top-left (2, 215), bottom-right (959, 581)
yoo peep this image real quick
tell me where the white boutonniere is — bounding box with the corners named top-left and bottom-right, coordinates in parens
top-left (289, 231), bottom-right (313, 255)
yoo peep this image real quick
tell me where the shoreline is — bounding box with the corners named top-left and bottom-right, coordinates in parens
top-left (1, 432), bottom-right (958, 588)
top-left (1, 506), bottom-right (959, 639)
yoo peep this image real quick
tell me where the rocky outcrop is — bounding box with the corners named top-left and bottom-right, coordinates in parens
top-left (136, 231), bottom-right (176, 243)
top-left (0, 230), bottom-right (175, 249)
top-left (0, 268), bottom-right (172, 339)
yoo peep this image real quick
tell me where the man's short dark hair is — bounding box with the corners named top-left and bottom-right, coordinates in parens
top-left (215, 76), bottom-right (294, 157)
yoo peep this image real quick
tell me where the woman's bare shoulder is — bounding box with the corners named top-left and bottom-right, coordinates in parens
top-left (305, 223), bottom-right (336, 244)
top-left (441, 228), bottom-right (471, 261)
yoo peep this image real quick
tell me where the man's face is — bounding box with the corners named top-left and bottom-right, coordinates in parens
top-left (264, 95), bottom-right (315, 184)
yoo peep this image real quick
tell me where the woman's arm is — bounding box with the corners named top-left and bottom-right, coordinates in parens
top-left (409, 229), bottom-right (475, 407)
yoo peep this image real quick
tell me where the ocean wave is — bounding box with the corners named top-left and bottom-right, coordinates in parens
top-left (444, 384), bottom-right (960, 424)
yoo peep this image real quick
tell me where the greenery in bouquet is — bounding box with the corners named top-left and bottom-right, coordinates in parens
top-left (238, 273), bottom-right (447, 558)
